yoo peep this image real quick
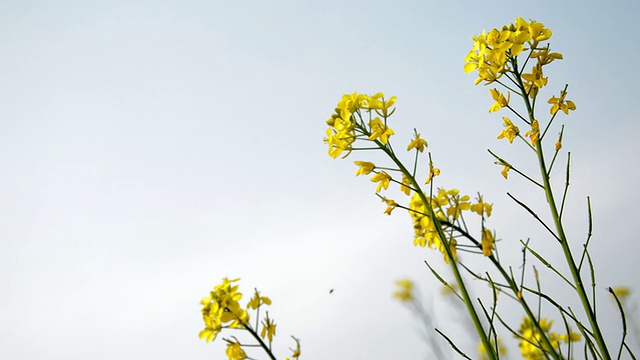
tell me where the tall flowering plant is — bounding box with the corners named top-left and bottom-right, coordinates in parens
top-left (323, 18), bottom-right (635, 360)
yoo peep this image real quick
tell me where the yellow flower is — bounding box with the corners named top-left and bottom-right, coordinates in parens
top-left (370, 171), bottom-right (392, 192)
top-left (247, 289), bottom-right (271, 310)
top-left (225, 338), bottom-right (247, 360)
top-left (407, 133), bottom-right (429, 152)
top-left (393, 279), bottom-right (414, 302)
top-left (470, 196), bottom-right (492, 217)
top-left (425, 160), bottom-right (440, 184)
top-left (516, 317), bottom-right (580, 359)
top-left (522, 63), bottom-right (548, 97)
top-left (497, 117), bottom-right (520, 143)
top-left (368, 117), bottom-right (395, 144)
top-left (478, 338), bottom-right (508, 360)
top-left (200, 277), bottom-right (251, 344)
top-left (501, 165), bottom-right (510, 179)
top-left (368, 92), bottom-right (397, 117)
top-left (481, 228), bottom-right (496, 256)
top-left (611, 287), bottom-right (631, 302)
top-left (260, 314), bottom-right (277, 343)
top-left (383, 198), bottom-right (397, 215)
top-left (289, 336), bottom-right (301, 359)
top-left (325, 107), bottom-right (356, 159)
top-left (524, 120), bottom-right (540, 146)
top-left (548, 91), bottom-right (576, 115)
top-left (400, 175), bottom-right (412, 195)
top-left (354, 161), bottom-right (375, 176)
top-left (488, 89), bottom-right (510, 112)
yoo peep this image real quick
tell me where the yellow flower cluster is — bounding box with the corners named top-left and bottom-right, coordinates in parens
top-left (517, 317), bottom-right (580, 359)
top-left (199, 278), bottom-right (293, 360)
top-left (199, 277), bottom-right (250, 343)
top-left (409, 189), bottom-right (496, 261)
top-left (464, 18), bottom-right (556, 86)
top-left (324, 92), bottom-right (396, 158)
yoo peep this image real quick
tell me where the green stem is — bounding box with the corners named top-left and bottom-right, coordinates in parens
top-left (513, 69), bottom-right (611, 359)
top-left (379, 144), bottom-right (498, 360)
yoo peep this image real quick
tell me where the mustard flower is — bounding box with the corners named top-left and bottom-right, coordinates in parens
top-left (465, 18), bottom-right (553, 86)
top-left (289, 336), bottom-right (301, 359)
top-left (400, 174), bottom-right (412, 195)
top-left (424, 160), bottom-right (440, 184)
top-left (488, 89), bottom-right (510, 112)
top-left (497, 117), bottom-right (520, 143)
top-left (481, 228), bottom-right (496, 256)
top-left (522, 63), bottom-right (548, 97)
top-left (393, 279), bottom-right (414, 302)
top-left (225, 338), bottom-right (247, 360)
top-left (368, 92), bottom-right (397, 117)
top-left (200, 277), bottom-right (250, 344)
top-left (260, 313), bottom-right (277, 343)
top-left (407, 133), bottom-right (429, 152)
top-left (516, 317), bottom-right (580, 359)
top-left (478, 339), bottom-right (508, 360)
top-left (354, 161), bottom-right (375, 176)
top-left (501, 165), bottom-right (510, 179)
top-left (370, 171), bottom-right (392, 192)
top-left (548, 91), bottom-right (576, 115)
top-left (383, 198), bottom-right (397, 215)
top-left (470, 196), bottom-right (492, 217)
top-left (444, 192), bottom-right (471, 220)
top-left (368, 117), bottom-right (395, 144)
top-left (524, 120), bottom-right (540, 146)
top-left (610, 287), bottom-right (631, 302)
top-left (247, 289), bottom-right (271, 310)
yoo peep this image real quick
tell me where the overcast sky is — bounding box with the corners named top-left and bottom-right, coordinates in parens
top-left (1, 1), bottom-right (639, 359)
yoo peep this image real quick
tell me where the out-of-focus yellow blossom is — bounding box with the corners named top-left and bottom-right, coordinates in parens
top-left (501, 165), bottom-right (510, 179)
top-left (424, 160), bottom-right (441, 184)
top-left (478, 339), bottom-right (508, 360)
top-left (611, 287), bottom-right (631, 302)
top-left (470, 197), bottom-right (492, 217)
top-left (393, 278), bottom-right (414, 302)
top-left (225, 338), bottom-right (247, 360)
top-left (488, 89), bottom-right (510, 112)
top-left (407, 133), bottom-right (429, 152)
top-left (481, 228), bottom-right (496, 256)
top-left (247, 289), bottom-right (272, 310)
top-left (524, 120), bottom-right (540, 146)
top-left (354, 161), bottom-right (376, 176)
top-left (548, 91), bottom-right (576, 115)
top-left (368, 117), bottom-right (395, 144)
top-left (383, 198), bottom-right (397, 215)
top-left (260, 314), bottom-right (277, 343)
top-left (497, 117), bottom-right (520, 143)
top-left (400, 175), bottom-right (412, 195)
top-left (289, 336), bottom-right (301, 359)
top-left (200, 278), bottom-right (250, 343)
top-left (517, 317), bottom-right (580, 359)
top-left (370, 171), bottom-right (392, 192)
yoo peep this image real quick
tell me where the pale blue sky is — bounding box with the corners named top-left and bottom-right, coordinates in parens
top-left (1, 1), bottom-right (639, 359)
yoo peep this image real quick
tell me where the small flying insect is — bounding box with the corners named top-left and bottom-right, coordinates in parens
top-left (329, 289), bottom-right (335, 294)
